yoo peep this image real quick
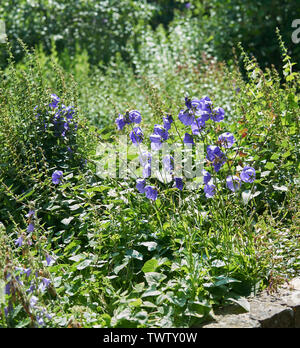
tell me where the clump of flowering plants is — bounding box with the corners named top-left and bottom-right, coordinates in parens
top-left (0, 215), bottom-right (56, 328)
top-left (114, 96), bottom-right (256, 204)
top-left (110, 96), bottom-right (259, 275)
top-left (31, 94), bottom-right (85, 174)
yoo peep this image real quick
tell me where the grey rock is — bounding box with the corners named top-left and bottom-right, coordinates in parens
top-left (200, 277), bottom-right (300, 328)
top-left (249, 300), bottom-right (294, 328)
top-left (203, 313), bottom-right (260, 328)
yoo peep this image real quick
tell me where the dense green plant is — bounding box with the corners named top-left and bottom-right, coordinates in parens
top-left (0, 0), bottom-right (156, 68)
top-left (187, 0), bottom-right (300, 70)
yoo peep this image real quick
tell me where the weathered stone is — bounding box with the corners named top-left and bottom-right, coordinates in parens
top-left (285, 291), bottom-right (300, 328)
top-left (201, 277), bottom-right (300, 328)
top-left (203, 313), bottom-right (260, 328)
top-left (249, 300), bottom-right (294, 328)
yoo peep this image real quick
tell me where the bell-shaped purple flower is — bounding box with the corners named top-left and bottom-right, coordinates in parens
top-left (183, 133), bottom-right (194, 145)
top-left (15, 236), bottom-right (24, 247)
top-left (218, 132), bottom-right (235, 148)
top-left (143, 163), bottom-right (151, 178)
top-left (211, 107), bottom-right (225, 122)
top-left (153, 124), bottom-right (169, 141)
top-left (115, 114), bottom-right (126, 130)
top-left (163, 115), bottom-right (173, 131)
top-left (150, 134), bottom-right (162, 151)
top-left (202, 169), bottom-right (212, 184)
top-left (130, 127), bottom-right (144, 146)
top-left (192, 99), bottom-right (211, 119)
top-left (26, 210), bottom-right (35, 218)
top-left (145, 186), bottom-right (158, 201)
top-left (52, 170), bottom-right (63, 185)
top-left (191, 117), bottom-right (205, 135)
top-left (206, 146), bottom-right (226, 172)
top-left (240, 166), bottom-right (256, 183)
top-left (174, 177), bottom-right (183, 191)
top-left (49, 94), bottom-right (60, 109)
top-left (162, 155), bottom-right (174, 173)
top-left (128, 110), bottom-right (142, 124)
top-left (27, 222), bottom-right (35, 233)
top-left (39, 278), bottom-right (51, 292)
top-left (185, 97), bottom-right (192, 110)
top-left (136, 178), bottom-right (146, 193)
top-left (30, 296), bottom-right (38, 308)
top-left (179, 110), bottom-right (195, 126)
top-left (139, 151), bottom-right (152, 166)
top-left (204, 183), bottom-right (216, 198)
top-left (226, 175), bottom-right (242, 192)
top-left (46, 254), bottom-right (54, 266)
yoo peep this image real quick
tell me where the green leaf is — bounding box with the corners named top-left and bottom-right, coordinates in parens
top-left (15, 318), bottom-right (31, 328)
top-left (273, 184), bottom-right (288, 192)
top-left (142, 301), bottom-right (157, 308)
top-left (260, 170), bottom-right (271, 177)
top-left (76, 259), bottom-right (92, 270)
top-left (265, 162), bottom-right (275, 170)
top-left (128, 298), bottom-right (142, 307)
top-left (18, 188), bottom-right (35, 202)
top-left (133, 282), bottom-right (145, 293)
top-left (145, 272), bottom-right (166, 286)
top-left (141, 288), bottom-right (161, 298)
top-left (69, 204), bottom-right (81, 211)
top-left (242, 190), bottom-right (261, 205)
top-left (114, 260), bottom-right (129, 274)
top-left (126, 249), bottom-right (143, 260)
top-left (227, 297), bottom-right (250, 312)
top-left (163, 222), bottom-right (171, 230)
top-left (139, 242), bottom-right (158, 251)
top-left (142, 259), bottom-right (159, 273)
top-left (69, 254), bottom-right (85, 262)
top-left (61, 217), bottom-right (74, 226)
top-left (214, 276), bottom-right (241, 287)
top-left (185, 300), bottom-right (211, 318)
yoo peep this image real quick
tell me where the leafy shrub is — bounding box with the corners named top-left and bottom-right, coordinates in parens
top-left (188, 0), bottom-right (300, 69)
top-left (0, 44), bottom-right (95, 227)
top-left (0, 0), bottom-right (155, 68)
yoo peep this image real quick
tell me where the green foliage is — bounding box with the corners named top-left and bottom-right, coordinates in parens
top-left (0, 7), bottom-right (299, 329)
top-left (189, 0), bottom-right (300, 69)
top-left (0, 0), bottom-right (156, 68)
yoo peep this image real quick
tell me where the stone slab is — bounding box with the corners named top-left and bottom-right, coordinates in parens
top-left (202, 277), bottom-right (300, 328)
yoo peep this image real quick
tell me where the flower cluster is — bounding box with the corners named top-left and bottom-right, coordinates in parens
top-left (115, 110), bottom-right (142, 131)
top-left (35, 94), bottom-right (78, 139)
top-left (15, 209), bottom-right (37, 248)
top-left (49, 94), bottom-right (77, 137)
top-left (115, 96), bottom-right (256, 201)
top-left (179, 96), bottom-right (224, 144)
top-left (4, 245), bottom-right (54, 326)
top-left (177, 97), bottom-right (256, 198)
top-left (203, 151), bottom-right (255, 199)
top-left (149, 116), bottom-right (173, 150)
top-left (5, 268), bottom-right (52, 326)
top-left (34, 94), bottom-right (85, 183)
top-left (116, 110), bottom-right (182, 200)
